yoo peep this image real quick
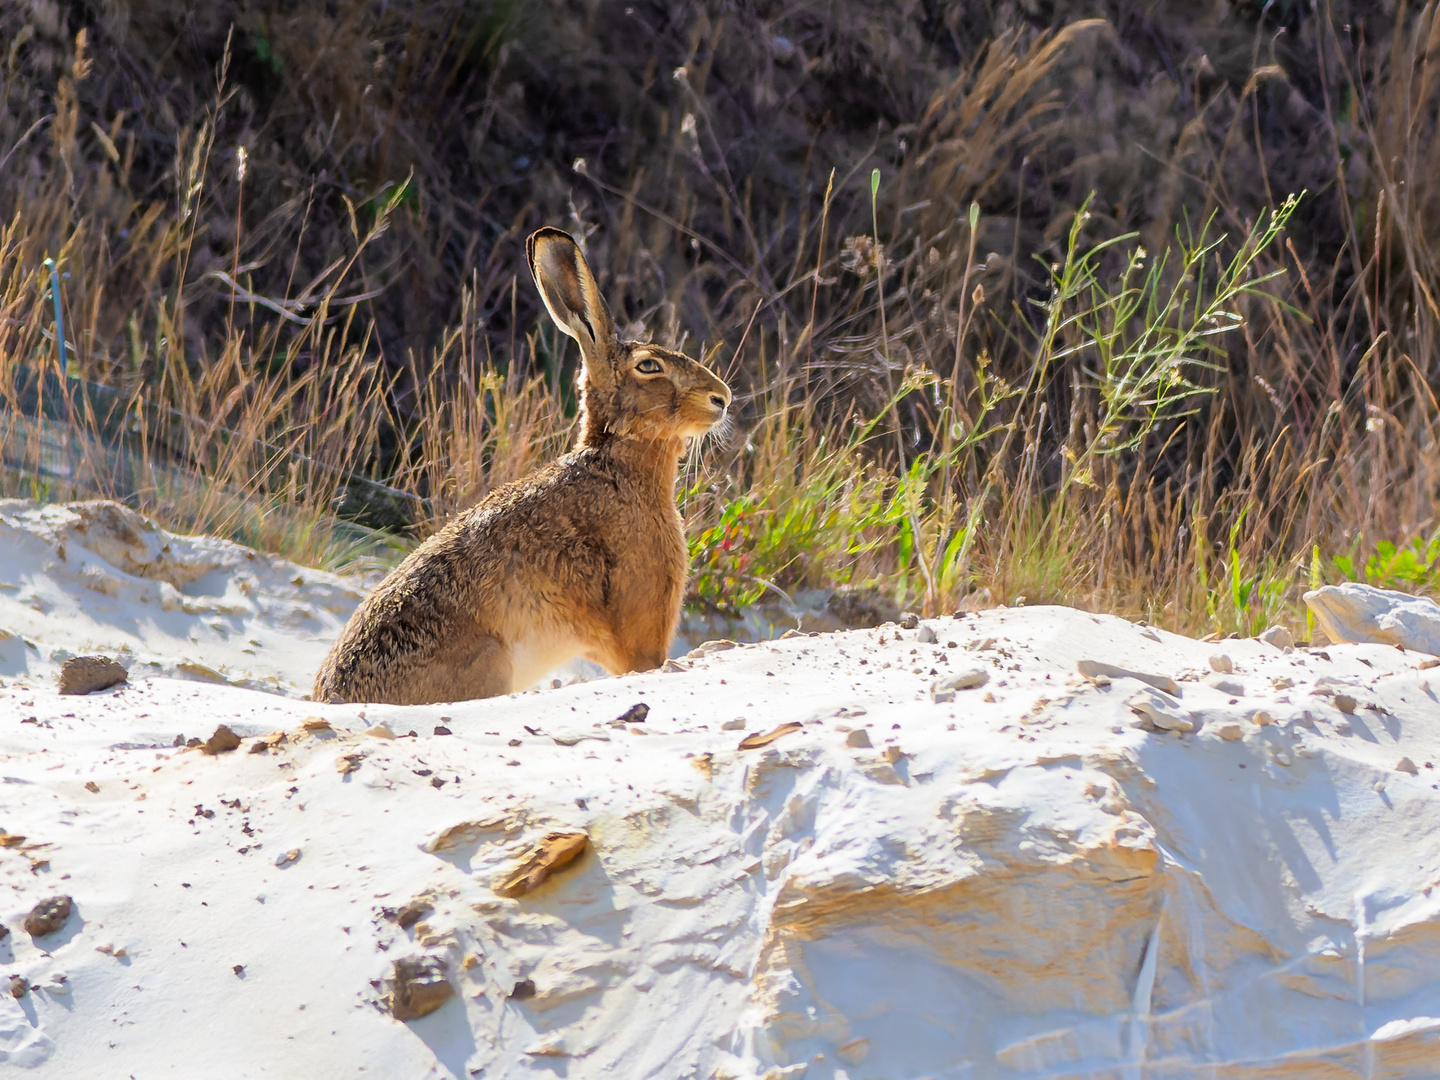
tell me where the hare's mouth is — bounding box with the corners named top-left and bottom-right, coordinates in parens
top-left (702, 400), bottom-right (730, 429)
top-left (675, 402), bottom-right (727, 439)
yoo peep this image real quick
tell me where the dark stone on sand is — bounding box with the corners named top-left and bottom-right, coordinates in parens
top-left (58, 655), bottom-right (127, 695)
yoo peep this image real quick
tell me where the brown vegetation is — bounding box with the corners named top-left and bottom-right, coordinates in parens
top-left (2, 1), bottom-right (1439, 632)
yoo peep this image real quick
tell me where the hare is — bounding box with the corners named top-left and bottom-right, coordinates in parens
top-left (313, 227), bottom-right (732, 705)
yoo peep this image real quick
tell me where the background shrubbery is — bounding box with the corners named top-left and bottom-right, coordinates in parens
top-left (2, 0), bottom-right (1439, 631)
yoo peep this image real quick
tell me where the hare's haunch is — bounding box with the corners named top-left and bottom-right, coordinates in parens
top-left (313, 228), bottom-right (731, 705)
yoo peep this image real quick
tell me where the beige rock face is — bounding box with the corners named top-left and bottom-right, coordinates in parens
top-left (1305, 582), bottom-right (1440, 655)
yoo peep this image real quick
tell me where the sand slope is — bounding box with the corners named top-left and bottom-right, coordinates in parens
top-left (3, 503), bottom-right (1440, 1078)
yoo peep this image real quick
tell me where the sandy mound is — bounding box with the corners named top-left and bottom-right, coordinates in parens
top-left (2, 504), bottom-right (1440, 1077)
top-left (0, 500), bottom-right (368, 695)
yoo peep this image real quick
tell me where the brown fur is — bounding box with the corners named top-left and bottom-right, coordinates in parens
top-left (313, 228), bottom-right (731, 705)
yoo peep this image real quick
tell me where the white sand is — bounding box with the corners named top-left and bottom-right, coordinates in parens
top-left (3, 500), bottom-right (1440, 1078)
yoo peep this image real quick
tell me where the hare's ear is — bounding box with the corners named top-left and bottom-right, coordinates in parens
top-left (527, 228), bottom-right (617, 370)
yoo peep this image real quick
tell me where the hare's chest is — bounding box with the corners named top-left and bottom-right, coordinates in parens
top-left (637, 502), bottom-right (688, 572)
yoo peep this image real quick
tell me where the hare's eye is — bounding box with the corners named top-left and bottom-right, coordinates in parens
top-left (635, 358), bottom-right (664, 375)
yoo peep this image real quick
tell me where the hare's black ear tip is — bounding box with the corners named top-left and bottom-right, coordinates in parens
top-left (528, 226), bottom-right (576, 251)
top-left (527, 227), bottom-right (578, 273)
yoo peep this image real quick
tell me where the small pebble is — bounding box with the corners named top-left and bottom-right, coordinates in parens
top-left (58, 655), bottom-right (127, 695)
top-left (24, 895), bottom-right (73, 937)
top-left (930, 668), bottom-right (989, 703)
top-left (1259, 625), bottom-right (1295, 649)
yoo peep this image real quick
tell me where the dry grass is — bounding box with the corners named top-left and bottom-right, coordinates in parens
top-left (2, 2), bottom-right (1440, 636)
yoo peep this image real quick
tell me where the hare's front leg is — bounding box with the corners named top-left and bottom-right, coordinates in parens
top-left (588, 594), bottom-right (678, 675)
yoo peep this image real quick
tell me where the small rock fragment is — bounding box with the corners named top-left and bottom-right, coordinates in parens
top-left (1396, 757), bottom-right (1420, 775)
top-left (84, 780), bottom-right (100, 793)
top-left (1333, 694), bottom-right (1357, 714)
top-left (1076, 660), bottom-right (1179, 695)
top-left (1208, 654), bottom-right (1234, 674)
top-left (930, 668), bottom-right (989, 703)
top-left (720, 717), bottom-right (746, 731)
top-left (1272, 677), bottom-right (1294, 690)
top-left (692, 639), bottom-right (738, 655)
top-left (1259, 625), bottom-right (1294, 649)
top-left (301, 717), bottom-right (332, 732)
top-left (337, 752), bottom-right (364, 775)
top-left (916, 623), bottom-right (938, 644)
top-left (614, 703), bottom-right (649, 725)
top-left (365, 724), bottom-right (396, 739)
top-left (200, 725), bottom-right (241, 755)
top-left (395, 900), bottom-right (433, 930)
top-left (275, 848), bottom-right (301, 867)
top-left (898, 612), bottom-right (920, 630)
top-left (58, 655), bottom-right (127, 695)
top-left (1126, 688), bottom-right (1194, 732)
top-left (883, 745), bottom-right (906, 764)
top-left (8, 976), bottom-right (25, 998)
top-left (845, 729), bottom-right (872, 749)
top-left (738, 722), bottom-right (803, 750)
top-left (433, 725), bottom-right (452, 736)
top-left (389, 955), bottom-right (454, 1021)
top-left (1214, 722), bottom-right (1244, 742)
top-left (1251, 709), bottom-right (1274, 726)
top-left (496, 832), bottom-right (589, 898)
top-left (24, 895), bottom-right (73, 937)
